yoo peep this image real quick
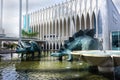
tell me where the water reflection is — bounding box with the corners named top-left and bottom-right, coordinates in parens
top-left (0, 53), bottom-right (117, 80)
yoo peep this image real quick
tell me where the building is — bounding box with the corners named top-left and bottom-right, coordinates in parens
top-left (24, 0), bottom-right (120, 50)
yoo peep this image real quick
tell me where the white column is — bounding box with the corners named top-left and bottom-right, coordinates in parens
top-left (54, 5), bottom-right (57, 50)
top-left (51, 6), bottom-right (54, 50)
top-left (39, 11), bottom-right (42, 40)
top-left (74, 0), bottom-right (77, 33)
top-left (84, 0), bottom-right (87, 30)
top-left (58, 4), bottom-right (61, 49)
top-left (38, 10), bottom-right (40, 39)
top-left (101, 0), bottom-right (110, 50)
top-left (45, 9), bottom-right (48, 39)
top-left (19, 0), bottom-right (22, 43)
top-left (90, 0), bottom-right (92, 29)
top-left (55, 4), bottom-right (57, 50)
top-left (96, 0), bottom-right (98, 38)
top-left (79, 0), bottom-right (82, 30)
top-left (70, 0), bottom-right (73, 37)
top-left (62, 3), bottom-right (64, 41)
top-left (42, 10), bottom-right (44, 40)
top-left (55, 20), bottom-right (57, 50)
top-left (37, 11), bottom-right (39, 38)
top-left (48, 7), bottom-right (50, 50)
top-left (54, 4), bottom-right (57, 42)
top-left (66, 1), bottom-right (68, 39)
top-left (0, 0), bottom-right (3, 33)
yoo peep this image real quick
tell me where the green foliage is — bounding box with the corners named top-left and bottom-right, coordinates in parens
top-left (22, 29), bottom-right (38, 38)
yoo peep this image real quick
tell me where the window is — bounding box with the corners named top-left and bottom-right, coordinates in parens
top-left (112, 31), bottom-right (120, 50)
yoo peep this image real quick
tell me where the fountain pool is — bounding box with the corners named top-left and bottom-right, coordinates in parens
top-left (0, 53), bottom-right (114, 80)
top-left (72, 50), bottom-right (120, 72)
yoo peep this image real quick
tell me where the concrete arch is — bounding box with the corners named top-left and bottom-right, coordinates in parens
top-left (60, 43), bottom-right (63, 48)
top-left (68, 17), bottom-right (70, 37)
top-left (38, 24), bottom-right (41, 39)
top-left (81, 14), bottom-right (85, 30)
top-left (53, 43), bottom-right (56, 49)
top-left (72, 16), bottom-right (75, 27)
top-left (56, 20), bottom-right (59, 36)
top-left (50, 21), bottom-right (52, 34)
top-left (60, 19), bottom-right (62, 37)
top-left (50, 43), bottom-right (52, 49)
top-left (44, 23), bottom-right (46, 37)
top-left (92, 12), bottom-right (96, 30)
top-left (76, 15), bottom-right (80, 32)
top-left (47, 22), bottom-right (49, 35)
top-left (53, 20), bottom-right (55, 35)
top-left (36, 25), bottom-right (38, 33)
top-left (41, 23), bottom-right (43, 39)
top-left (34, 25), bottom-right (36, 32)
top-left (71, 16), bottom-right (75, 34)
top-left (64, 18), bottom-right (67, 36)
top-left (56, 43), bottom-right (59, 49)
top-left (86, 13), bottom-right (90, 29)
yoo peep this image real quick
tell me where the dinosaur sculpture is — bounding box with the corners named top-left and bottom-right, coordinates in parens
top-left (51, 29), bottom-right (101, 61)
top-left (16, 41), bottom-right (41, 59)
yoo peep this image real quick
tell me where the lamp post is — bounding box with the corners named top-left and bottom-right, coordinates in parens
top-left (19, 0), bottom-right (22, 43)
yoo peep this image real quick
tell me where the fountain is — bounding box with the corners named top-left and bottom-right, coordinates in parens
top-left (51, 28), bottom-right (120, 73)
top-left (72, 50), bottom-right (120, 72)
top-left (51, 29), bottom-right (100, 61)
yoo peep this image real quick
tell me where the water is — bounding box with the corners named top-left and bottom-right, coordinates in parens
top-left (0, 53), bottom-right (116, 80)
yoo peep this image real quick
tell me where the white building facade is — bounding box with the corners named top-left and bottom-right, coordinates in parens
top-left (25, 0), bottom-right (120, 50)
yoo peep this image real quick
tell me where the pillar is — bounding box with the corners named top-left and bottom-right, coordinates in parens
top-left (100, 0), bottom-right (110, 50)
top-left (79, 0), bottom-right (82, 30)
top-left (96, 0), bottom-right (98, 38)
top-left (84, 0), bottom-right (87, 30)
top-left (90, 0), bottom-right (92, 29)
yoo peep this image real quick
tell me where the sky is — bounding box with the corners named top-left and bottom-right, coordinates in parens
top-left (1, 0), bottom-right (65, 37)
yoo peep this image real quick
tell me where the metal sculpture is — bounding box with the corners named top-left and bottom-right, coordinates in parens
top-left (16, 41), bottom-right (41, 59)
top-left (51, 29), bottom-right (101, 61)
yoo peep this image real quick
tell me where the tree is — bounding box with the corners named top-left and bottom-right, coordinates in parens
top-left (22, 29), bottom-right (38, 38)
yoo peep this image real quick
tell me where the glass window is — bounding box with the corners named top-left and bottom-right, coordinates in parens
top-left (112, 31), bottom-right (120, 50)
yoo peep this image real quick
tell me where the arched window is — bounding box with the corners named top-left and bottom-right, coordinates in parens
top-left (86, 13), bottom-right (90, 29)
top-left (60, 19), bottom-right (62, 37)
top-left (92, 12), bottom-right (96, 31)
top-left (68, 17), bottom-right (70, 36)
top-left (81, 14), bottom-right (85, 30)
top-left (64, 18), bottom-right (66, 36)
top-left (56, 20), bottom-right (59, 36)
top-left (76, 15), bottom-right (80, 32)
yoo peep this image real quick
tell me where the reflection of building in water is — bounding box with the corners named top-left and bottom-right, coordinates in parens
top-left (23, 0), bottom-right (120, 50)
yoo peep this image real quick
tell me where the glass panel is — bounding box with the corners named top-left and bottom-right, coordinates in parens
top-left (112, 31), bottom-right (120, 50)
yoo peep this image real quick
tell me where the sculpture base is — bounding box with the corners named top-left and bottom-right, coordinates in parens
top-left (98, 66), bottom-right (114, 72)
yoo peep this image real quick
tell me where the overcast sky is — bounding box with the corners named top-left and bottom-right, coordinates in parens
top-left (1, 0), bottom-right (66, 37)
top-left (1, 0), bottom-right (120, 37)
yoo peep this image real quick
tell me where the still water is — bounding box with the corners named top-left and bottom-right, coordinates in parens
top-left (0, 53), bottom-right (116, 80)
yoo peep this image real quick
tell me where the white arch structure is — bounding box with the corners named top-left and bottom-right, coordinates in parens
top-left (27, 0), bottom-right (120, 50)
